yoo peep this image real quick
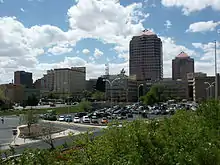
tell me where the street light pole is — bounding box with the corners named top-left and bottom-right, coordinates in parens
top-left (214, 40), bottom-right (218, 100)
top-left (104, 78), bottom-right (121, 108)
top-left (204, 82), bottom-right (215, 99)
top-left (137, 84), bottom-right (144, 102)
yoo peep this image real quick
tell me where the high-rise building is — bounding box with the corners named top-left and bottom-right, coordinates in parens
top-left (172, 52), bottom-right (194, 81)
top-left (14, 71), bottom-right (33, 88)
top-left (129, 30), bottom-right (163, 81)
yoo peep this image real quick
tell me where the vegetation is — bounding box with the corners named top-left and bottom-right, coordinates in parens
top-left (2, 100), bottom-right (220, 164)
top-left (92, 91), bottom-right (105, 101)
top-left (79, 99), bottom-right (92, 112)
top-left (140, 84), bottom-right (166, 105)
top-left (19, 110), bottom-right (39, 136)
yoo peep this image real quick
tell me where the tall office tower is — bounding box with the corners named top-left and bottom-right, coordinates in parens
top-left (172, 52), bottom-right (194, 81)
top-left (14, 71), bottom-right (33, 88)
top-left (129, 30), bottom-right (163, 81)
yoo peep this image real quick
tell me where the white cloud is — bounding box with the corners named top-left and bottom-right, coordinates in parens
top-left (161, 0), bottom-right (220, 15)
top-left (187, 21), bottom-right (220, 33)
top-left (0, 0), bottom-right (4, 4)
top-left (82, 49), bottom-right (90, 54)
top-left (20, 8), bottom-right (25, 12)
top-left (164, 20), bottom-right (172, 29)
top-left (94, 48), bottom-right (103, 58)
top-left (47, 43), bottom-right (73, 55)
top-left (1, 0), bottom-right (217, 83)
top-left (192, 42), bottom-right (220, 61)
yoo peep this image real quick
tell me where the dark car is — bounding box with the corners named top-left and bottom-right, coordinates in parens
top-left (127, 113), bottom-right (133, 118)
top-left (75, 112), bottom-right (87, 118)
top-left (65, 115), bottom-right (73, 122)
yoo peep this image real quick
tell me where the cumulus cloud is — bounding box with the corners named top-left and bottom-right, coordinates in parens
top-left (187, 21), bottom-right (220, 33)
top-left (161, 0), bottom-right (220, 15)
top-left (94, 48), bottom-right (104, 58)
top-left (20, 8), bottom-right (25, 12)
top-left (82, 49), bottom-right (90, 54)
top-left (47, 43), bottom-right (73, 55)
top-left (164, 20), bottom-right (172, 29)
top-left (0, 0), bottom-right (216, 83)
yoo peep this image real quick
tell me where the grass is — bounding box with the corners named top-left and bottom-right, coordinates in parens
top-left (0, 105), bottom-right (84, 116)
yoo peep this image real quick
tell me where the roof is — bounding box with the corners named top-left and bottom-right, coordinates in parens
top-left (176, 51), bottom-right (189, 58)
top-left (141, 29), bottom-right (156, 36)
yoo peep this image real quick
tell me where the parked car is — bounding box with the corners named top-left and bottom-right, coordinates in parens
top-left (73, 117), bottom-right (80, 123)
top-left (65, 115), bottom-right (72, 122)
top-left (75, 112), bottom-right (87, 118)
top-left (101, 117), bottom-right (108, 124)
top-left (58, 115), bottom-right (65, 122)
top-left (91, 116), bottom-right (99, 124)
top-left (82, 116), bottom-right (90, 123)
top-left (127, 113), bottom-right (133, 118)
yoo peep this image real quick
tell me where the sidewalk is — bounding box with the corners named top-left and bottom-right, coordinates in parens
top-left (42, 120), bottom-right (108, 129)
top-left (10, 125), bottom-right (85, 146)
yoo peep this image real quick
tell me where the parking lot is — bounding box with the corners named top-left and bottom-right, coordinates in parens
top-left (41, 101), bottom-right (197, 125)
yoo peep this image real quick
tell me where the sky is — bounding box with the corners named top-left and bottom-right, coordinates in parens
top-left (0, 0), bottom-right (220, 83)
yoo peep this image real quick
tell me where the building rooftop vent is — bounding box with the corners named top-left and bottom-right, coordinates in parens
top-left (141, 29), bottom-right (156, 36)
top-left (176, 51), bottom-right (189, 58)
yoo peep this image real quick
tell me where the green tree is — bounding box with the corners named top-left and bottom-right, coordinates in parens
top-left (26, 94), bottom-right (39, 106)
top-left (141, 84), bottom-right (166, 105)
top-left (79, 99), bottom-right (92, 112)
top-left (20, 110), bottom-right (38, 136)
top-left (92, 91), bottom-right (105, 101)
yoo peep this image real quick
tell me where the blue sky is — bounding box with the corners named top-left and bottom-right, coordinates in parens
top-left (0, 0), bottom-right (220, 83)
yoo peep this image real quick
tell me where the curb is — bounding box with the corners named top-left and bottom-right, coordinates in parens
top-left (42, 120), bottom-right (107, 129)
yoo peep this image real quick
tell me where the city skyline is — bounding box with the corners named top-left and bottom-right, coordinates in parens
top-left (0, 0), bottom-right (220, 83)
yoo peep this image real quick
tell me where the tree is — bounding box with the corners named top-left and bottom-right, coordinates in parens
top-left (20, 110), bottom-right (38, 136)
top-left (40, 123), bottom-right (56, 150)
top-left (79, 99), bottom-right (92, 112)
top-left (26, 94), bottom-right (39, 106)
top-left (92, 91), bottom-right (105, 101)
top-left (141, 84), bottom-right (166, 105)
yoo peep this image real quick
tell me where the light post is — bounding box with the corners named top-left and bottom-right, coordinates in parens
top-left (214, 40), bottom-right (218, 100)
top-left (137, 84), bottom-right (144, 102)
top-left (104, 77), bottom-right (121, 108)
top-left (204, 82), bottom-right (215, 99)
top-left (215, 30), bottom-right (220, 100)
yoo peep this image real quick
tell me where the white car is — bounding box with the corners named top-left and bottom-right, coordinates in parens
top-left (73, 117), bottom-right (80, 123)
top-left (82, 116), bottom-right (90, 123)
top-left (58, 116), bottom-right (65, 122)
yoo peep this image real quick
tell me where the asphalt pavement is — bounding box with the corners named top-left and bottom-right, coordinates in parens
top-left (1, 129), bottom-right (103, 158)
top-left (0, 116), bottom-right (20, 148)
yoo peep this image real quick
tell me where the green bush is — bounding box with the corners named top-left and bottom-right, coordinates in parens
top-left (4, 100), bottom-right (220, 165)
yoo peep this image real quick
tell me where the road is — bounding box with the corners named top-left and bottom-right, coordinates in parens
top-left (1, 129), bottom-right (103, 158)
top-left (0, 116), bottom-right (20, 148)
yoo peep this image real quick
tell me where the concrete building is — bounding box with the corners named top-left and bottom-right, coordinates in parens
top-left (86, 79), bottom-right (97, 92)
top-left (14, 71), bottom-right (33, 88)
top-left (53, 67), bottom-right (86, 97)
top-left (187, 73), bottom-right (220, 102)
top-left (44, 70), bottom-right (54, 91)
top-left (129, 29), bottom-right (163, 81)
top-left (172, 52), bottom-right (194, 81)
top-left (187, 72), bottom-right (207, 100)
top-left (104, 75), bottom-right (137, 102)
top-left (0, 84), bottom-right (24, 103)
top-left (156, 79), bottom-right (189, 100)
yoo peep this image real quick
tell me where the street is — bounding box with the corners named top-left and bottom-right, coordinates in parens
top-left (0, 116), bottom-right (20, 148)
top-left (1, 129), bottom-right (103, 158)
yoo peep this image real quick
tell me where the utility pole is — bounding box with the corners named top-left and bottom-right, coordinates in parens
top-left (214, 40), bottom-right (218, 100)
